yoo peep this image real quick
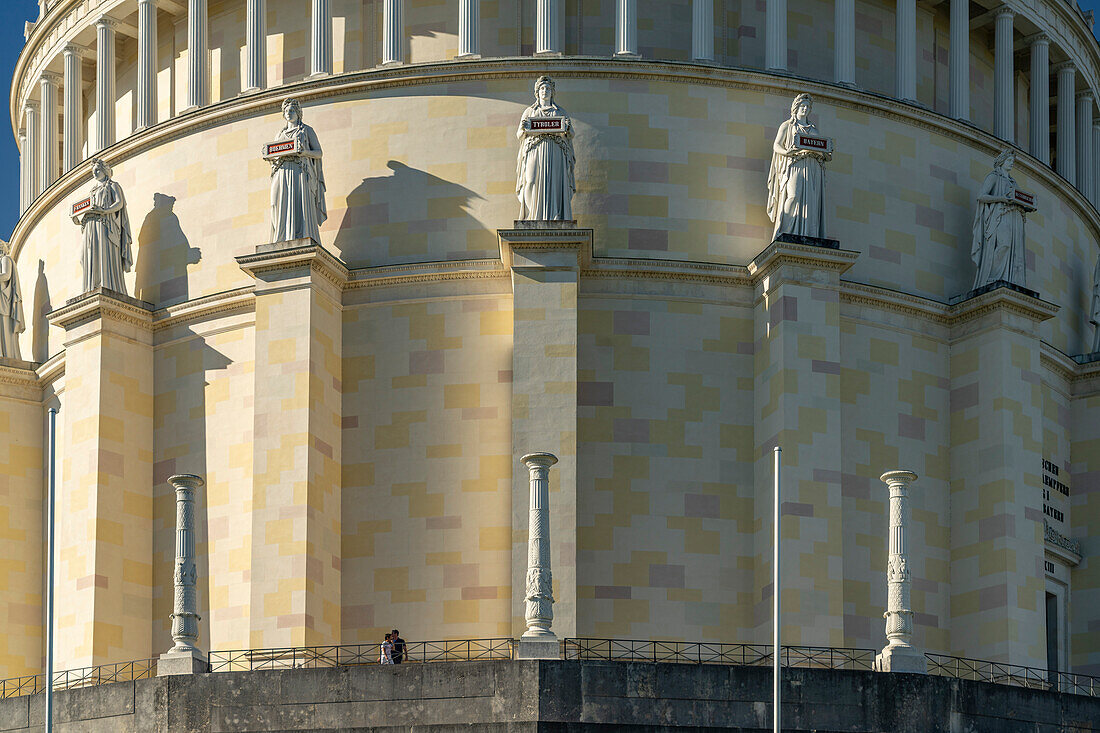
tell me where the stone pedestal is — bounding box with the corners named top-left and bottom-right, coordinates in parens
top-left (747, 239), bottom-right (859, 647)
top-left (157, 651), bottom-right (208, 675)
top-left (946, 284), bottom-right (1058, 666)
top-left (47, 289), bottom-right (155, 669)
top-left (499, 224), bottom-right (591, 641)
top-left (236, 240), bottom-right (347, 649)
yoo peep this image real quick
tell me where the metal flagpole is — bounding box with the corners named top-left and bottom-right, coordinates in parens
top-left (773, 445), bottom-right (781, 733)
top-left (45, 407), bottom-right (57, 733)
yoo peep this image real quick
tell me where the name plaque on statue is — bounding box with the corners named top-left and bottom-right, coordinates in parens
top-left (262, 138), bottom-right (302, 160)
top-left (70, 196), bottom-right (93, 218)
top-left (794, 134), bottom-right (833, 154)
top-left (1013, 189), bottom-right (1036, 211)
top-left (529, 117), bottom-right (565, 133)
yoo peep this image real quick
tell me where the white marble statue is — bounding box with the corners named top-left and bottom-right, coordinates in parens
top-left (74, 158), bottom-right (133, 295)
top-left (0, 240), bottom-right (24, 360)
top-left (767, 93), bottom-right (830, 240)
top-left (1090, 257), bottom-right (1100, 353)
top-left (971, 149), bottom-right (1027, 290)
top-left (516, 76), bottom-right (576, 221)
top-left (269, 97), bottom-right (327, 243)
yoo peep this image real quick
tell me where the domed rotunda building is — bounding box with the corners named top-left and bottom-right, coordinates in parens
top-left (0, 0), bottom-right (1098, 703)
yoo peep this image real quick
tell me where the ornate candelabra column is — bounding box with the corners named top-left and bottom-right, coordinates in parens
top-left (458, 0), bottom-right (480, 58)
top-left (310, 0), bottom-right (332, 77)
top-left (1029, 34), bottom-right (1050, 163)
top-left (158, 474), bottom-right (207, 675)
top-left (1056, 62), bottom-right (1076, 184)
top-left (517, 452), bottom-right (559, 659)
top-left (874, 470), bottom-right (926, 673)
top-left (692, 0), bottom-right (713, 61)
top-left (993, 8), bottom-right (1015, 142)
top-left (949, 0), bottom-right (969, 120)
top-left (244, 0), bottom-right (267, 92)
top-left (62, 44), bottom-right (86, 171)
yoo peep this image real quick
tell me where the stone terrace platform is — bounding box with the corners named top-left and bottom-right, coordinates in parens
top-left (1, 659), bottom-right (1098, 732)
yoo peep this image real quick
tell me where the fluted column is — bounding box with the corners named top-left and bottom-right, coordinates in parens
top-left (517, 452), bottom-right (558, 659)
top-left (310, 0), bottom-right (332, 77)
top-left (62, 45), bottom-right (85, 171)
top-left (157, 474), bottom-right (207, 675)
top-left (186, 0), bottom-right (208, 109)
top-left (874, 470), bottom-right (926, 673)
top-left (24, 105), bottom-right (39, 203)
top-left (692, 0), bottom-right (713, 61)
top-left (1093, 121), bottom-right (1100, 207)
top-left (615, 0), bottom-right (638, 57)
top-left (1029, 35), bottom-right (1050, 163)
top-left (18, 129), bottom-right (27, 214)
top-left (95, 17), bottom-right (116, 152)
top-left (993, 7), bottom-right (1014, 142)
top-left (244, 0), bottom-right (266, 92)
top-left (458, 0), bottom-right (479, 58)
top-left (896, 0), bottom-right (916, 101)
top-left (834, 0), bottom-right (854, 85)
top-left (536, 0), bottom-right (562, 56)
top-left (1056, 62), bottom-right (1076, 183)
top-left (765, 0), bottom-right (787, 71)
top-left (1077, 92), bottom-right (1094, 201)
top-left (949, 0), bottom-right (969, 119)
top-left (382, 0), bottom-right (403, 64)
top-left (137, 0), bottom-right (158, 130)
top-left (38, 72), bottom-right (59, 192)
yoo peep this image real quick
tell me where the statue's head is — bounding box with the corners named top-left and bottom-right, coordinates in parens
top-left (0, 239), bottom-right (8, 256)
top-left (90, 158), bottom-right (111, 182)
top-left (534, 76), bottom-right (555, 104)
top-left (282, 97), bottom-right (303, 124)
top-left (993, 148), bottom-right (1015, 171)
top-left (790, 93), bottom-right (813, 121)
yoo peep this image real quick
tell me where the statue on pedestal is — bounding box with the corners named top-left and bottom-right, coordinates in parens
top-left (516, 76), bottom-right (576, 221)
top-left (268, 97), bottom-right (327, 244)
top-left (73, 158), bottom-right (133, 295)
top-left (0, 240), bottom-right (24, 360)
top-left (1090, 257), bottom-right (1100, 353)
top-left (767, 93), bottom-right (830, 240)
top-left (971, 149), bottom-right (1027, 290)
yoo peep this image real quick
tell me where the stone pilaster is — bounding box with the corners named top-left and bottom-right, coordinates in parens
top-left (186, 0), bottom-right (208, 110)
top-left (949, 0), bottom-right (969, 120)
top-left (1028, 35), bottom-right (1050, 163)
top-left (993, 8), bottom-right (1015, 143)
top-left (38, 72), bottom-right (60, 192)
top-left (536, 0), bottom-right (562, 56)
top-left (614, 0), bottom-right (638, 58)
top-left (62, 45), bottom-right (86, 171)
top-left (47, 289), bottom-right (155, 669)
top-left (95, 17), bottom-right (116, 152)
top-left (1076, 92), bottom-right (1094, 201)
top-left (237, 241), bottom-right (346, 649)
top-left (23, 103), bottom-right (38, 203)
top-left (1056, 62), bottom-right (1076, 184)
top-left (895, 0), bottom-right (916, 101)
top-left (499, 224), bottom-right (589, 641)
top-left (136, 0), bottom-right (158, 130)
top-left (310, 0), bottom-right (332, 77)
top-left (747, 239), bottom-right (859, 647)
top-left (517, 452), bottom-right (559, 659)
top-left (158, 474), bottom-right (206, 675)
top-left (17, 128), bottom-right (27, 213)
top-left (834, 0), bottom-right (854, 85)
top-left (457, 0), bottom-right (480, 58)
top-left (947, 285), bottom-right (1058, 666)
top-left (692, 0), bottom-right (713, 61)
top-left (765, 0), bottom-right (786, 71)
top-left (244, 0), bottom-right (267, 92)
top-left (875, 470), bottom-right (926, 673)
top-left (382, 0), bottom-right (403, 65)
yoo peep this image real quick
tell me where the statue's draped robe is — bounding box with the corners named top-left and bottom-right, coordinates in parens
top-left (270, 122), bottom-right (327, 243)
top-left (81, 180), bottom-right (133, 294)
top-left (516, 102), bottom-right (576, 221)
top-left (0, 254), bottom-right (23, 360)
top-left (971, 168), bottom-right (1026, 289)
top-left (767, 118), bottom-right (827, 239)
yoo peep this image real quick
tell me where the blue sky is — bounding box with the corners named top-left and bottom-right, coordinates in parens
top-left (2, 0), bottom-right (1100, 240)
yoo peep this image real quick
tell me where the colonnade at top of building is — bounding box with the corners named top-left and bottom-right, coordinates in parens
top-left (14, 0), bottom-right (1100, 217)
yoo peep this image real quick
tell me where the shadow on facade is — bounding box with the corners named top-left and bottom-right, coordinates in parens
top-left (134, 194), bottom-right (201, 307)
top-left (333, 160), bottom-right (483, 267)
top-left (31, 259), bottom-right (51, 363)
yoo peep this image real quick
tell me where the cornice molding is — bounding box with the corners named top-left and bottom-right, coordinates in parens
top-left (47, 287), bottom-right (155, 332)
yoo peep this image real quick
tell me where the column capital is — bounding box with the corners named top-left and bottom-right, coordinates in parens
top-left (522, 452), bottom-right (559, 470)
top-left (95, 15), bottom-right (119, 30)
top-left (39, 71), bottom-right (62, 86)
top-left (1092, 119), bottom-right (1100, 129)
top-left (17, 128), bottom-right (25, 139)
top-left (880, 469), bottom-right (918, 489)
top-left (62, 43), bottom-right (91, 57)
top-left (168, 473), bottom-right (205, 491)
top-left (1076, 89), bottom-right (1095, 103)
top-left (23, 99), bottom-right (39, 113)
top-left (993, 5), bottom-right (1015, 19)
top-left (1054, 60), bottom-right (1076, 74)
top-left (137, 0), bottom-right (159, 5)
top-left (1026, 32), bottom-right (1050, 47)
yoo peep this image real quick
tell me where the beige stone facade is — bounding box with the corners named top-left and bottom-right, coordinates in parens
top-left (1, 0), bottom-right (1098, 683)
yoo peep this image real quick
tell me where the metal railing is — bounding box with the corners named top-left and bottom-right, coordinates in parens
top-left (925, 653), bottom-right (1100, 697)
top-left (563, 638), bottom-right (876, 670)
top-left (208, 638), bottom-right (515, 672)
top-left (0, 658), bottom-right (157, 700)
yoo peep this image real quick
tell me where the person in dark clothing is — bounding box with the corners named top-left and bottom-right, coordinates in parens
top-left (391, 629), bottom-right (406, 664)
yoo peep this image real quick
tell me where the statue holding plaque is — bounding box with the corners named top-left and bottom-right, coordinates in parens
top-left (72, 158), bottom-right (133, 295)
top-left (0, 240), bottom-right (24, 360)
top-left (516, 76), bottom-right (576, 221)
top-left (767, 93), bottom-right (832, 241)
top-left (267, 97), bottom-right (327, 244)
top-left (1090, 257), bottom-right (1100, 353)
top-left (971, 149), bottom-right (1032, 290)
